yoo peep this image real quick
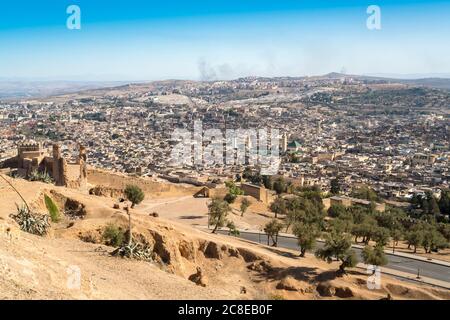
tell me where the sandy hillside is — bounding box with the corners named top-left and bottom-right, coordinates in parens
top-left (0, 176), bottom-right (449, 300)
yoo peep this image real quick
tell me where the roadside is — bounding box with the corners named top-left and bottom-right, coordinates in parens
top-left (197, 225), bottom-right (450, 290)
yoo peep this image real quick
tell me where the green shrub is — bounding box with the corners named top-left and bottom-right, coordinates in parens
top-left (124, 185), bottom-right (145, 208)
top-left (102, 224), bottom-right (125, 247)
top-left (224, 193), bottom-right (237, 204)
top-left (44, 194), bottom-right (60, 222)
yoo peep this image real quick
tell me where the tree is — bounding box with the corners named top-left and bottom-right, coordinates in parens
top-left (351, 186), bottom-right (380, 202)
top-left (437, 223), bottom-right (450, 243)
top-left (285, 196), bottom-right (325, 231)
top-left (226, 221), bottom-right (240, 236)
top-left (405, 229), bottom-right (424, 253)
top-left (270, 196), bottom-right (287, 219)
top-left (421, 225), bottom-right (448, 253)
top-left (264, 219), bottom-right (284, 247)
top-left (225, 181), bottom-right (243, 195)
top-left (224, 193), bottom-right (237, 204)
top-left (362, 244), bottom-right (387, 269)
top-left (372, 227), bottom-right (391, 247)
top-left (262, 175), bottom-right (273, 190)
top-left (328, 210), bottom-right (354, 233)
top-left (293, 223), bottom-right (319, 257)
top-left (330, 178), bottom-right (341, 195)
top-left (273, 177), bottom-right (287, 195)
top-left (327, 203), bottom-right (346, 218)
top-left (348, 205), bottom-right (369, 224)
top-left (224, 181), bottom-right (244, 203)
top-left (315, 231), bottom-right (358, 275)
top-left (390, 228), bottom-right (403, 253)
top-left (438, 189), bottom-right (450, 216)
top-left (351, 215), bottom-right (377, 244)
top-left (124, 185), bottom-right (145, 208)
top-left (376, 208), bottom-right (407, 229)
top-left (425, 191), bottom-right (441, 216)
top-left (240, 198), bottom-right (251, 217)
top-left (208, 198), bottom-right (231, 233)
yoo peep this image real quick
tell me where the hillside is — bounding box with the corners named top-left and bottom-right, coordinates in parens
top-left (1, 175), bottom-right (449, 300)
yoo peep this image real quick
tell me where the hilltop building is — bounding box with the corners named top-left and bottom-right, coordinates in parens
top-left (3, 141), bottom-right (87, 190)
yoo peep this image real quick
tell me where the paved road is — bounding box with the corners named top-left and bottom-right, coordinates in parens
top-left (217, 230), bottom-right (450, 283)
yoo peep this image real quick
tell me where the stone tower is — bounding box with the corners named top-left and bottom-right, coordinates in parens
top-left (52, 144), bottom-right (66, 186)
top-left (78, 144), bottom-right (88, 190)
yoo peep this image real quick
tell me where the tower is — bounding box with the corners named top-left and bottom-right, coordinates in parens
top-left (281, 132), bottom-right (288, 153)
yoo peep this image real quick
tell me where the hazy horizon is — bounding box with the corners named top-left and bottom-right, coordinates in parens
top-left (1, 72), bottom-right (450, 84)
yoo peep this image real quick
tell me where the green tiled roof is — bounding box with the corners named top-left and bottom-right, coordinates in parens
top-left (288, 140), bottom-right (301, 148)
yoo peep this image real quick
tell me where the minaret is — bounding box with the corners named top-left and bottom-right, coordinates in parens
top-left (281, 132), bottom-right (288, 153)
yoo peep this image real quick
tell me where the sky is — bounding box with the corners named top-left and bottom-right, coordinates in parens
top-left (0, 0), bottom-right (449, 81)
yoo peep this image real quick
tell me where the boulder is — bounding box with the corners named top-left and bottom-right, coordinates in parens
top-left (188, 267), bottom-right (208, 287)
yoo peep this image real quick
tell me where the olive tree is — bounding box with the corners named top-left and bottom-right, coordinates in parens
top-left (240, 198), bottom-right (251, 217)
top-left (293, 222), bottom-right (319, 257)
top-left (362, 244), bottom-right (387, 270)
top-left (208, 198), bottom-right (231, 233)
top-left (264, 219), bottom-right (284, 247)
top-left (315, 230), bottom-right (358, 275)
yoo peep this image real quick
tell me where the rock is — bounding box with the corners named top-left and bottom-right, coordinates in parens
top-left (148, 230), bottom-right (172, 264)
top-left (317, 283), bottom-right (336, 297)
top-left (227, 247), bottom-right (241, 258)
top-left (237, 248), bottom-right (260, 262)
top-left (188, 267), bottom-right (208, 287)
top-left (149, 212), bottom-right (159, 218)
top-left (247, 260), bottom-right (273, 273)
top-left (276, 277), bottom-right (300, 291)
top-left (179, 240), bottom-right (196, 261)
top-left (203, 241), bottom-right (223, 259)
top-left (113, 204), bottom-right (120, 209)
top-left (334, 286), bottom-right (354, 298)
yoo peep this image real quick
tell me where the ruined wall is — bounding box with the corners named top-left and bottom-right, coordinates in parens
top-left (241, 183), bottom-right (273, 204)
top-left (52, 144), bottom-right (64, 186)
top-left (0, 157), bottom-right (18, 169)
top-left (87, 168), bottom-right (202, 198)
top-left (51, 144), bottom-right (87, 190)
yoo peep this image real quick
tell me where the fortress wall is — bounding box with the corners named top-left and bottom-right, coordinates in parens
top-left (66, 164), bottom-right (82, 181)
top-left (87, 168), bottom-right (202, 198)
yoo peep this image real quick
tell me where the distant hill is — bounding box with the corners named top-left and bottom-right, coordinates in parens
top-left (0, 80), bottom-right (129, 100)
top-left (1, 72), bottom-right (449, 101)
top-left (321, 72), bottom-right (450, 89)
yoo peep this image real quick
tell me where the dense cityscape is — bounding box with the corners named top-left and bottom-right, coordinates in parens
top-left (1, 74), bottom-right (449, 203)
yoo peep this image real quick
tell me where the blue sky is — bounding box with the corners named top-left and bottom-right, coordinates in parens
top-left (0, 0), bottom-right (449, 81)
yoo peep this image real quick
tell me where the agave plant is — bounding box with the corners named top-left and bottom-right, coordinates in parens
top-left (112, 239), bottom-right (153, 261)
top-left (28, 169), bottom-right (54, 184)
top-left (11, 204), bottom-right (50, 236)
